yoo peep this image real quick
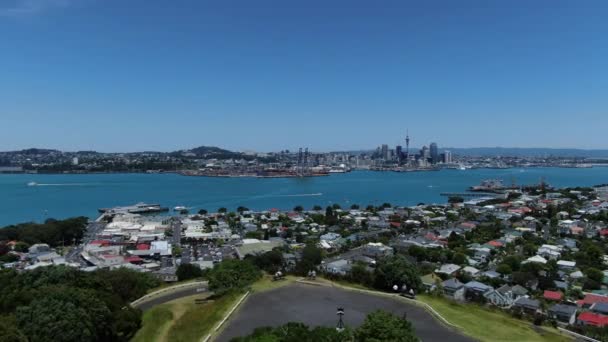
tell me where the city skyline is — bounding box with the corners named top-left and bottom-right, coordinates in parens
top-left (1, 0), bottom-right (607, 152)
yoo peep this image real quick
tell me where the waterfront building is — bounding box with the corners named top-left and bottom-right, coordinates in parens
top-left (430, 142), bottom-right (439, 164)
top-left (396, 145), bottom-right (403, 163)
top-left (381, 144), bottom-right (389, 161)
top-left (443, 150), bottom-right (452, 164)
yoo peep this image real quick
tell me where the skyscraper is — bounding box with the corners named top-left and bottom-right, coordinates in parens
top-left (430, 142), bottom-right (439, 164)
top-left (443, 150), bottom-right (452, 164)
top-left (381, 144), bottom-right (389, 161)
top-left (396, 145), bottom-right (403, 163)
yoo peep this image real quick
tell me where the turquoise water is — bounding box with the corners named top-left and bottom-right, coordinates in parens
top-left (1, 168), bottom-right (607, 226)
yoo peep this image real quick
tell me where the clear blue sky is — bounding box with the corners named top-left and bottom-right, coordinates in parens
top-left (1, 0), bottom-right (607, 152)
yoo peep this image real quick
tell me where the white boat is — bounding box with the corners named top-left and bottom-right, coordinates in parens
top-left (458, 165), bottom-right (466, 171)
top-left (27, 181), bottom-right (38, 187)
top-left (174, 206), bottom-right (187, 211)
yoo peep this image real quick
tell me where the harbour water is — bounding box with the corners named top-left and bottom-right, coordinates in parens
top-left (0, 168), bottom-right (606, 226)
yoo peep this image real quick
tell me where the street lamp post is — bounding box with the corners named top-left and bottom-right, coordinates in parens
top-left (336, 307), bottom-right (345, 332)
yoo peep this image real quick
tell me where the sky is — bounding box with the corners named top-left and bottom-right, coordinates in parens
top-left (0, 0), bottom-right (607, 152)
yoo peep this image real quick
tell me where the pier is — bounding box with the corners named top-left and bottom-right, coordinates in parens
top-left (440, 192), bottom-right (501, 198)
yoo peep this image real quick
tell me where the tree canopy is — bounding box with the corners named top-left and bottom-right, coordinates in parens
top-left (373, 255), bottom-right (423, 292)
top-left (0, 217), bottom-right (88, 247)
top-left (207, 259), bottom-right (262, 294)
top-left (0, 266), bottom-right (159, 342)
top-left (230, 310), bottom-right (418, 342)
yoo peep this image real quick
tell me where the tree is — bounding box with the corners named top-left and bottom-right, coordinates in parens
top-left (218, 207), bottom-right (227, 213)
top-left (496, 264), bottom-right (512, 276)
top-left (232, 310), bottom-right (417, 342)
top-left (355, 310), bottom-right (419, 342)
top-left (237, 206), bottom-right (249, 213)
top-left (198, 209), bottom-right (208, 215)
top-left (501, 255), bottom-right (523, 272)
top-left (0, 317), bottom-right (27, 342)
top-left (12, 242), bottom-right (29, 253)
top-left (293, 205), bottom-right (304, 213)
top-left (176, 263), bottom-right (203, 281)
top-left (349, 262), bottom-right (375, 287)
top-left (312, 205), bottom-right (322, 211)
top-left (0, 217), bottom-right (88, 247)
top-left (373, 255), bottom-right (423, 292)
top-left (295, 244), bottom-right (323, 275)
top-left (16, 287), bottom-right (113, 342)
top-left (452, 253), bottom-right (468, 266)
top-left (448, 196), bottom-right (464, 204)
top-left (586, 268), bottom-right (604, 283)
top-left (247, 250), bottom-right (284, 273)
top-left (350, 204), bottom-right (360, 210)
top-left (207, 260), bottom-right (261, 293)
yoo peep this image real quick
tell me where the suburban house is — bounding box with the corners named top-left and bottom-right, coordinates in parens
top-left (577, 312), bottom-right (608, 327)
top-left (464, 281), bottom-right (493, 302)
top-left (484, 285), bottom-right (528, 308)
top-left (442, 278), bottom-right (465, 301)
top-left (591, 302), bottom-right (608, 316)
top-left (435, 263), bottom-right (461, 276)
top-left (543, 290), bottom-right (564, 302)
top-left (547, 304), bottom-right (578, 325)
top-left (578, 294), bottom-right (608, 309)
top-left (512, 297), bottom-right (541, 315)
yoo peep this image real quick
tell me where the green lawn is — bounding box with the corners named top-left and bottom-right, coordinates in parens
top-left (131, 306), bottom-right (174, 342)
top-left (250, 274), bottom-right (297, 292)
top-left (166, 291), bottom-right (242, 342)
top-left (417, 295), bottom-right (572, 342)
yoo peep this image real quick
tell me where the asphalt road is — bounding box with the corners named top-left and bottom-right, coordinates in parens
top-left (134, 285), bottom-right (209, 311)
top-left (216, 283), bottom-right (474, 342)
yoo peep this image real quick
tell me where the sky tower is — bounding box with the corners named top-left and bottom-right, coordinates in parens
top-left (405, 129), bottom-right (410, 158)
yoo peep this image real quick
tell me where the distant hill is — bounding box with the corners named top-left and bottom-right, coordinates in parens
top-left (176, 145), bottom-right (249, 160)
top-left (15, 148), bottom-right (61, 155)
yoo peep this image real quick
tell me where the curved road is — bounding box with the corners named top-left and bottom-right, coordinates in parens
top-left (132, 283), bottom-right (209, 312)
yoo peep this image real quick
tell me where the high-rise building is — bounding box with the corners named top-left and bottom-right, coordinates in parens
top-left (430, 142), bottom-right (439, 164)
top-left (395, 145), bottom-right (403, 163)
top-left (421, 146), bottom-right (429, 160)
top-left (381, 144), bottom-right (389, 160)
top-left (443, 150), bottom-right (452, 164)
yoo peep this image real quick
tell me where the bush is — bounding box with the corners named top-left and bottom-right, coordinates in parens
top-left (207, 260), bottom-right (261, 293)
top-left (176, 263), bottom-right (203, 281)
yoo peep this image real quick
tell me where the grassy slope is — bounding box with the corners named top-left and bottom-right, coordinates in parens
top-left (166, 292), bottom-right (241, 342)
top-left (132, 306), bottom-right (174, 342)
top-left (132, 274), bottom-right (296, 342)
top-left (418, 295), bottom-right (571, 342)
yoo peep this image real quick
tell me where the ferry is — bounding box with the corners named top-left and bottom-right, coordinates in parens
top-left (98, 202), bottom-right (169, 214)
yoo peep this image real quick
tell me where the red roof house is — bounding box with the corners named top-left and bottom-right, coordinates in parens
top-left (578, 294), bottom-right (608, 308)
top-left (125, 256), bottom-right (143, 264)
top-left (543, 290), bottom-right (563, 301)
top-left (136, 244), bottom-right (150, 250)
top-left (488, 240), bottom-right (504, 248)
top-left (577, 312), bottom-right (608, 327)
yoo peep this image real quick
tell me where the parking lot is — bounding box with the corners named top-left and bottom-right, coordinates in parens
top-left (216, 283), bottom-right (474, 342)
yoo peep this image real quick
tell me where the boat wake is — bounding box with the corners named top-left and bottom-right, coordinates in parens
top-left (277, 193), bottom-right (323, 197)
top-left (28, 182), bottom-right (94, 187)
